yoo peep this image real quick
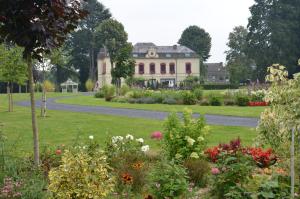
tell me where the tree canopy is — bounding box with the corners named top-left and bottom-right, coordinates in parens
top-left (178, 25), bottom-right (211, 62)
top-left (65, 0), bottom-right (111, 87)
top-left (225, 26), bottom-right (254, 84)
top-left (247, 0), bottom-right (300, 80)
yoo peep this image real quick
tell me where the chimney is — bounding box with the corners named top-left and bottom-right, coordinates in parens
top-left (173, 45), bottom-right (177, 50)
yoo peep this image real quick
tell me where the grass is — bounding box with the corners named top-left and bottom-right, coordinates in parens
top-left (56, 95), bottom-right (265, 118)
top-left (0, 93), bottom-right (257, 156)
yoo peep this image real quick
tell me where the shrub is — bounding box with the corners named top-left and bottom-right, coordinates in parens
top-left (105, 135), bottom-right (149, 194)
top-left (163, 109), bottom-right (209, 160)
top-left (235, 93), bottom-right (250, 106)
top-left (43, 80), bottom-right (55, 92)
top-left (183, 158), bottom-right (210, 187)
top-left (200, 98), bottom-right (210, 106)
top-left (209, 95), bottom-right (223, 106)
top-left (120, 84), bottom-right (130, 96)
top-left (149, 160), bottom-right (189, 198)
top-left (251, 89), bottom-right (267, 102)
top-left (193, 87), bottom-right (203, 101)
top-left (94, 90), bottom-right (104, 98)
top-left (102, 85), bottom-right (115, 101)
top-left (136, 97), bottom-right (156, 104)
top-left (85, 79), bottom-right (94, 92)
top-left (223, 98), bottom-right (236, 106)
top-left (111, 97), bottom-right (128, 103)
top-left (180, 91), bottom-right (197, 105)
top-left (202, 84), bottom-right (239, 90)
top-left (256, 175), bottom-right (290, 199)
top-left (162, 97), bottom-right (177, 105)
top-left (48, 147), bottom-right (115, 199)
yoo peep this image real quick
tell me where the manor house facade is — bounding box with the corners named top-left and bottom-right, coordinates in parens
top-left (97, 43), bottom-right (200, 87)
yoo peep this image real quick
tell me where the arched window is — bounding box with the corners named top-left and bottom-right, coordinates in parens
top-left (160, 63), bottom-right (166, 74)
top-left (150, 63), bottom-right (155, 74)
top-left (185, 62), bottom-right (192, 74)
top-left (102, 62), bottom-right (106, 74)
top-left (138, 63), bottom-right (144, 74)
top-left (169, 63), bottom-right (175, 74)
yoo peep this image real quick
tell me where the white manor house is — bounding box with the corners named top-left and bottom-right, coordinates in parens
top-left (97, 43), bottom-right (200, 88)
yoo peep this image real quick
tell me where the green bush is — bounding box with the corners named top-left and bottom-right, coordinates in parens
top-left (180, 91), bottom-right (197, 105)
top-left (85, 79), bottom-right (94, 92)
top-left (111, 97), bottom-right (128, 103)
top-left (193, 87), bottom-right (203, 101)
top-left (162, 97), bottom-right (177, 105)
top-left (105, 134), bottom-right (149, 194)
top-left (202, 84), bottom-right (239, 90)
top-left (235, 93), bottom-right (250, 106)
top-left (149, 160), bottom-right (189, 198)
top-left (120, 84), bottom-right (130, 96)
top-left (48, 147), bottom-right (115, 198)
top-left (209, 95), bottom-right (223, 106)
top-left (223, 98), bottom-right (236, 106)
top-left (200, 98), bottom-right (210, 106)
top-left (94, 91), bottom-right (104, 98)
top-left (102, 85), bottom-right (115, 101)
top-left (183, 158), bottom-right (210, 187)
top-left (163, 109), bottom-right (209, 160)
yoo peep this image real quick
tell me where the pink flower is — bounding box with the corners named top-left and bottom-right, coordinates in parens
top-left (151, 131), bottom-right (163, 140)
top-left (211, 167), bottom-right (220, 175)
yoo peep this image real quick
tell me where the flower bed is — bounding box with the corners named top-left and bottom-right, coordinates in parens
top-left (248, 101), bottom-right (269, 106)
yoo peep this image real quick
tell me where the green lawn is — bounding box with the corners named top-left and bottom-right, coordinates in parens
top-left (56, 95), bottom-right (265, 118)
top-left (0, 93), bottom-right (257, 156)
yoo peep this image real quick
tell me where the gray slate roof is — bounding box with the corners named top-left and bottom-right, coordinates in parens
top-left (98, 43), bottom-right (199, 59)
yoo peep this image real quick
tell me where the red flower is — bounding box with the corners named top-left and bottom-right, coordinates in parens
top-left (55, 149), bottom-right (62, 155)
top-left (151, 131), bottom-right (163, 140)
top-left (246, 147), bottom-right (277, 168)
top-left (205, 146), bottom-right (220, 162)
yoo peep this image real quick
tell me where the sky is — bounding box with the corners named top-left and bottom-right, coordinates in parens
top-left (98, 0), bottom-right (255, 63)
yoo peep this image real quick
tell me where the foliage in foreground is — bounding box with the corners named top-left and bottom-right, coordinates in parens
top-left (48, 144), bottom-right (115, 199)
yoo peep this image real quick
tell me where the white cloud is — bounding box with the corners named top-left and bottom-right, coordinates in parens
top-left (99, 0), bottom-right (254, 63)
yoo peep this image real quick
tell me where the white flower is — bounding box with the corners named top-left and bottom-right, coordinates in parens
top-left (141, 145), bottom-right (149, 152)
top-left (185, 136), bottom-right (195, 146)
top-left (190, 152), bottom-right (199, 159)
top-left (197, 136), bottom-right (205, 142)
top-left (126, 134), bottom-right (134, 140)
top-left (89, 135), bottom-right (94, 140)
top-left (136, 138), bottom-right (144, 143)
top-left (112, 136), bottom-right (124, 144)
top-left (175, 153), bottom-right (183, 159)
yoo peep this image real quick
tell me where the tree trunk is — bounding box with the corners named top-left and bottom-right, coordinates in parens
top-left (40, 65), bottom-right (46, 117)
top-left (19, 84), bottom-right (21, 93)
top-left (10, 83), bottom-right (13, 112)
top-left (27, 56), bottom-right (40, 166)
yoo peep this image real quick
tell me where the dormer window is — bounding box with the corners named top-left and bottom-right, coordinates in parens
top-left (185, 53), bottom-right (191, 57)
top-left (166, 54), bottom-right (171, 58)
top-left (133, 54), bottom-right (138, 58)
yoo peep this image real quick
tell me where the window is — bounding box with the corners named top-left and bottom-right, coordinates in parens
top-left (102, 62), bottom-right (106, 74)
top-left (133, 54), bottom-right (138, 58)
top-left (138, 63), bottom-right (144, 74)
top-left (150, 63), bottom-right (155, 74)
top-left (169, 63), bottom-right (175, 74)
top-left (185, 53), bottom-right (191, 57)
top-left (160, 63), bottom-right (166, 74)
top-left (166, 54), bottom-right (171, 58)
top-left (185, 62), bottom-right (192, 74)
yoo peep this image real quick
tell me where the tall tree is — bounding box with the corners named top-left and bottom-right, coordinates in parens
top-left (112, 43), bottom-right (135, 90)
top-left (247, 0), bottom-right (300, 80)
top-left (225, 26), bottom-right (254, 84)
top-left (178, 26), bottom-right (212, 78)
top-left (0, 0), bottom-right (87, 165)
top-left (0, 44), bottom-right (27, 112)
top-left (66, 0), bottom-right (111, 88)
top-left (95, 19), bottom-right (129, 93)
